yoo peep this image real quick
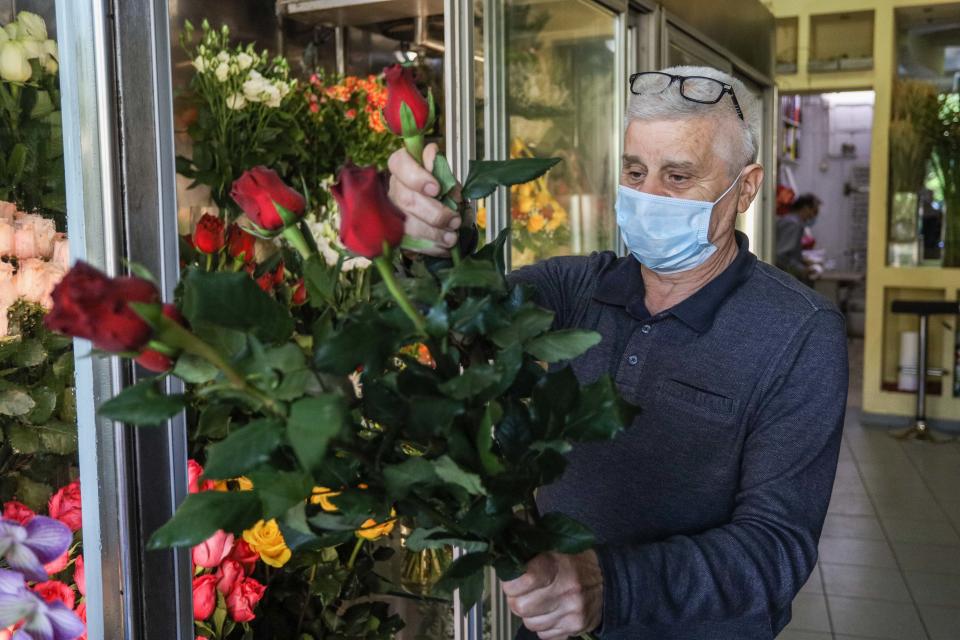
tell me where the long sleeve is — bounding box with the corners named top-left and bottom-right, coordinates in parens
top-left (775, 217), bottom-right (806, 277)
top-left (595, 308), bottom-right (847, 631)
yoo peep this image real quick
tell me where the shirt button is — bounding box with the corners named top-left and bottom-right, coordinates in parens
top-left (627, 355), bottom-right (639, 366)
top-left (641, 324), bottom-right (652, 334)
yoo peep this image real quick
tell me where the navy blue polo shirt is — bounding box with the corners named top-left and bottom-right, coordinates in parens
top-left (510, 233), bottom-right (848, 640)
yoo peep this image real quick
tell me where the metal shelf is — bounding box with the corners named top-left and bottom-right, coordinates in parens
top-left (277, 0), bottom-right (444, 27)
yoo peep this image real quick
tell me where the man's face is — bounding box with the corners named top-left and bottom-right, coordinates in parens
top-left (620, 118), bottom-right (763, 244)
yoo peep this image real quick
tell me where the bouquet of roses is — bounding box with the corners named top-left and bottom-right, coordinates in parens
top-left (0, 480), bottom-right (86, 640)
top-left (44, 63), bottom-right (635, 638)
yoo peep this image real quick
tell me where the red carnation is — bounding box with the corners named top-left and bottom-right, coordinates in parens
top-left (382, 65), bottom-right (430, 136)
top-left (192, 213), bottom-right (226, 254)
top-left (226, 224), bottom-right (257, 263)
top-left (333, 164), bottom-right (406, 259)
top-left (230, 167), bottom-right (305, 231)
top-left (44, 262), bottom-right (160, 353)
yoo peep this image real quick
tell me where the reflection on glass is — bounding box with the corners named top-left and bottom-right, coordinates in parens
top-left (890, 4), bottom-right (960, 267)
top-left (499, 0), bottom-right (618, 268)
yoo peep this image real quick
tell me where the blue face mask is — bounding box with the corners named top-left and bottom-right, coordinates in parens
top-left (615, 175), bottom-right (742, 274)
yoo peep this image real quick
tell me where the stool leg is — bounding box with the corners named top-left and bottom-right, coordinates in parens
top-left (893, 314), bottom-right (954, 443)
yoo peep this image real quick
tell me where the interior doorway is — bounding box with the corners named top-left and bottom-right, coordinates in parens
top-left (777, 90), bottom-right (875, 349)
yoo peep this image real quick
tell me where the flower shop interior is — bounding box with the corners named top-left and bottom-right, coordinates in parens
top-left (1, 0), bottom-right (960, 639)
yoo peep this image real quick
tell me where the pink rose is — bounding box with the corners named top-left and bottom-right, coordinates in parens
top-left (0, 262), bottom-right (16, 306)
top-left (0, 201), bottom-right (15, 221)
top-left (75, 554), bottom-right (86, 596)
top-left (2, 500), bottom-right (35, 525)
top-left (48, 480), bottom-right (82, 532)
top-left (192, 574), bottom-right (218, 621)
top-left (226, 576), bottom-right (266, 623)
top-left (192, 529), bottom-right (235, 569)
top-left (15, 258), bottom-right (64, 309)
top-left (52, 233), bottom-right (69, 272)
top-left (0, 219), bottom-right (13, 256)
top-left (187, 460), bottom-right (206, 494)
top-left (13, 213), bottom-right (56, 259)
top-left (215, 558), bottom-right (243, 595)
top-left (228, 540), bottom-right (259, 575)
top-left (32, 580), bottom-right (76, 610)
top-left (43, 549), bottom-right (70, 575)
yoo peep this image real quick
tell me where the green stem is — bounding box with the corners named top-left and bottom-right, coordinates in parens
top-left (373, 254), bottom-right (427, 336)
top-left (205, 252), bottom-right (213, 272)
top-left (282, 223), bottom-right (314, 261)
top-left (346, 536), bottom-right (365, 571)
top-left (451, 246), bottom-right (462, 267)
top-left (403, 135), bottom-right (425, 167)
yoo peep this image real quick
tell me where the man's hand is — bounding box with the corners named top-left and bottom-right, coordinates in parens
top-left (387, 143), bottom-right (462, 257)
top-left (501, 550), bottom-right (603, 640)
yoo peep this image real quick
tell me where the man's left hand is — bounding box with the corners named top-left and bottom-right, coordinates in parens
top-left (501, 550), bottom-right (603, 640)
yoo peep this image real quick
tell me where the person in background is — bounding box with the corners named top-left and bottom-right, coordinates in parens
top-left (775, 193), bottom-right (821, 283)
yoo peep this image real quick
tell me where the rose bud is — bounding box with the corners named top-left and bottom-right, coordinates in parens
top-left (44, 262), bottom-right (160, 353)
top-left (333, 164), bottom-right (405, 259)
top-left (192, 213), bottom-right (226, 255)
top-left (192, 574), bottom-right (218, 621)
top-left (255, 271), bottom-right (273, 293)
top-left (291, 279), bottom-right (307, 306)
top-left (230, 166), bottom-right (305, 231)
top-left (382, 64), bottom-right (430, 136)
top-left (226, 224), bottom-right (256, 263)
top-left (192, 529), bottom-right (235, 569)
top-left (135, 304), bottom-right (186, 373)
top-left (226, 576), bottom-right (266, 623)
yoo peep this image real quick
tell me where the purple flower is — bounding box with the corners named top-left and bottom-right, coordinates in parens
top-left (0, 517), bottom-right (72, 583)
top-left (0, 570), bottom-right (84, 640)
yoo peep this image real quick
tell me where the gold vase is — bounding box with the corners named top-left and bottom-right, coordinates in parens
top-left (400, 527), bottom-right (452, 596)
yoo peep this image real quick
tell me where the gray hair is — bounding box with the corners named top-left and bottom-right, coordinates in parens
top-left (625, 66), bottom-right (761, 170)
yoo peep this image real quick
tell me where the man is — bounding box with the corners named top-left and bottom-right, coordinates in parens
top-left (388, 66), bottom-right (847, 640)
top-left (775, 193), bottom-right (821, 283)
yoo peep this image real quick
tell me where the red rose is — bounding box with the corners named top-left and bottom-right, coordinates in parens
top-left (43, 549), bottom-right (70, 575)
top-left (382, 65), bottom-right (430, 136)
top-left (44, 262), bottom-right (159, 353)
top-left (134, 304), bottom-right (185, 373)
top-left (333, 164), bottom-right (406, 259)
top-left (230, 167), bottom-right (306, 231)
top-left (226, 225), bottom-right (256, 263)
top-left (215, 558), bottom-right (243, 595)
top-left (2, 500), bottom-right (35, 525)
top-left (192, 529), bottom-right (235, 569)
top-left (187, 459), bottom-right (216, 494)
top-left (48, 480), bottom-right (82, 532)
top-left (226, 576), bottom-right (266, 623)
top-left (192, 213), bottom-right (226, 255)
top-left (228, 540), bottom-right (259, 575)
top-left (76, 601), bottom-right (87, 640)
top-left (75, 554), bottom-right (86, 596)
top-left (255, 271), bottom-right (273, 293)
top-left (33, 580), bottom-right (76, 610)
top-left (192, 574), bottom-right (218, 621)
top-left (292, 279), bottom-right (307, 306)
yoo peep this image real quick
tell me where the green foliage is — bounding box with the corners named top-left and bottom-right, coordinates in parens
top-left (0, 303), bottom-right (77, 508)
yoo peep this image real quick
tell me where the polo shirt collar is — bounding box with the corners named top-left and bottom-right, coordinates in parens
top-left (593, 232), bottom-right (757, 333)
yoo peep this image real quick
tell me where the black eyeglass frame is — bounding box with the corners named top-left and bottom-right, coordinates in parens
top-left (628, 71), bottom-right (745, 121)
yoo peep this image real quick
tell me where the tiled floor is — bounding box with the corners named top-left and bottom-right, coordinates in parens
top-left (778, 342), bottom-right (960, 639)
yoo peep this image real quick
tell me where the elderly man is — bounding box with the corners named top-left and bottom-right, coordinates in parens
top-left (388, 66), bottom-right (847, 640)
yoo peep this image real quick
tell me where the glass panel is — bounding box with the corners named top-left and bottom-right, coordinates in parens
top-left (889, 3), bottom-right (960, 268)
top-left (503, 0), bottom-right (618, 268)
top-left (1, 1), bottom-right (86, 636)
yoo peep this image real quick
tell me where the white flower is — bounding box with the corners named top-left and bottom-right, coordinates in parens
top-left (214, 61), bottom-right (230, 82)
top-left (192, 55), bottom-right (208, 73)
top-left (263, 83), bottom-right (282, 108)
top-left (236, 52), bottom-right (253, 70)
top-left (43, 57), bottom-right (57, 75)
top-left (0, 27), bottom-right (8, 44)
top-left (217, 50), bottom-right (229, 63)
top-left (242, 75), bottom-right (270, 103)
top-left (19, 39), bottom-right (42, 60)
top-left (42, 39), bottom-right (57, 61)
top-left (226, 93), bottom-right (247, 110)
top-left (277, 81), bottom-right (292, 98)
top-left (3, 23), bottom-right (19, 41)
top-left (15, 11), bottom-right (47, 41)
top-left (0, 41), bottom-right (32, 83)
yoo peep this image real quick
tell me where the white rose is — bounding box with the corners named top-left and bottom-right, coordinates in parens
top-left (15, 11), bottom-right (47, 42)
top-left (42, 39), bottom-right (57, 61)
top-left (20, 39), bottom-right (42, 60)
top-left (217, 50), bottom-right (229, 63)
top-left (13, 213), bottom-right (56, 259)
top-left (52, 233), bottom-right (69, 272)
top-left (0, 41), bottom-right (32, 83)
top-left (214, 61), bottom-right (230, 82)
top-left (0, 27), bottom-right (8, 44)
top-left (226, 93), bottom-right (247, 110)
top-left (15, 258), bottom-right (63, 309)
top-left (3, 23), bottom-right (19, 41)
top-left (0, 200), bottom-right (15, 222)
top-left (0, 262), bottom-right (15, 306)
top-left (263, 83), bottom-right (282, 108)
top-left (192, 55), bottom-right (207, 73)
top-left (43, 57), bottom-right (57, 75)
top-left (0, 218), bottom-right (14, 256)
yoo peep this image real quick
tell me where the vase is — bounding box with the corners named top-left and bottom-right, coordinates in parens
top-left (890, 191), bottom-right (919, 242)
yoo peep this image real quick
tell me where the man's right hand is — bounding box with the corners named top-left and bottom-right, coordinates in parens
top-left (387, 143), bottom-right (463, 257)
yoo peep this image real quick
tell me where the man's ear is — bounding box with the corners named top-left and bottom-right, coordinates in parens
top-left (737, 163), bottom-right (764, 214)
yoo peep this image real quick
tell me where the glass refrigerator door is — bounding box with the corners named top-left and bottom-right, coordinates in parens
top-left (495, 0), bottom-right (623, 269)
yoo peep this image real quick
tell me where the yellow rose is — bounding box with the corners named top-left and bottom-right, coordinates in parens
top-left (476, 206), bottom-right (486, 230)
top-left (527, 213), bottom-right (546, 234)
top-left (242, 519), bottom-right (291, 568)
top-left (356, 509), bottom-right (397, 541)
top-left (311, 486), bottom-right (341, 512)
top-left (546, 208), bottom-right (568, 232)
top-left (236, 477), bottom-right (254, 491)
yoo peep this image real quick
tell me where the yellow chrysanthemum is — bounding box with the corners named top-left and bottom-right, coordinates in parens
top-left (527, 213), bottom-right (546, 233)
top-left (242, 519), bottom-right (291, 568)
top-left (311, 486), bottom-right (341, 512)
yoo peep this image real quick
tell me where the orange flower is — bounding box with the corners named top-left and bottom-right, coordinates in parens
top-left (367, 109), bottom-right (386, 133)
top-left (311, 486), bottom-right (341, 512)
top-left (356, 509), bottom-right (397, 541)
